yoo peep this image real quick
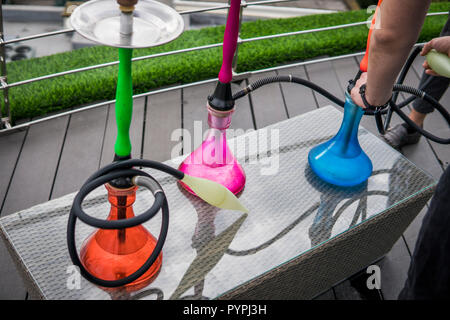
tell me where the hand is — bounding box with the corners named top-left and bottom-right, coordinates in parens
top-left (350, 72), bottom-right (368, 109)
top-left (421, 36), bottom-right (450, 76)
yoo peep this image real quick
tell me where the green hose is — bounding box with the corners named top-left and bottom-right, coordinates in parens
top-left (114, 48), bottom-right (133, 157)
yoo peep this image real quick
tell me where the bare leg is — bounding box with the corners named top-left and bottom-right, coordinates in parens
top-left (408, 109), bottom-right (427, 127)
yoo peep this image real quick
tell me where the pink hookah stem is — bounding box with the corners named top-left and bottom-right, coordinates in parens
top-left (218, 0), bottom-right (242, 84)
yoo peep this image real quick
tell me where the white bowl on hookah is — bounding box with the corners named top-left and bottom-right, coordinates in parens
top-left (70, 0), bottom-right (184, 48)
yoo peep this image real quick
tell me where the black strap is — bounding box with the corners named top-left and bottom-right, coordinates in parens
top-left (358, 84), bottom-right (392, 135)
top-left (359, 84), bottom-right (391, 112)
top-left (374, 111), bottom-right (385, 135)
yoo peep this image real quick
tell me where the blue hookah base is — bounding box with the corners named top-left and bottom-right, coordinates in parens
top-left (308, 92), bottom-right (373, 187)
top-left (308, 140), bottom-right (373, 187)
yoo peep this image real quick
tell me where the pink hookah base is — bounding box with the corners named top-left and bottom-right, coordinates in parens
top-left (178, 159), bottom-right (246, 196)
top-left (179, 105), bottom-right (246, 196)
top-left (178, 130), bottom-right (246, 195)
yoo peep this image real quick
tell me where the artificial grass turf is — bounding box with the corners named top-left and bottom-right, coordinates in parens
top-left (4, 2), bottom-right (449, 122)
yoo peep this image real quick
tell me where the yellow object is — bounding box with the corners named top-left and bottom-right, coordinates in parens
top-left (181, 175), bottom-right (249, 213)
top-left (119, 5), bottom-right (135, 12)
top-left (426, 49), bottom-right (450, 78)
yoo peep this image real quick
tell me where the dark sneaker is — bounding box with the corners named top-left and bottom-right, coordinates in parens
top-left (381, 123), bottom-right (421, 150)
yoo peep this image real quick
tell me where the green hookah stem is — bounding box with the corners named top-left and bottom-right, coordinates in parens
top-left (114, 47), bottom-right (133, 242)
top-left (114, 47), bottom-right (134, 157)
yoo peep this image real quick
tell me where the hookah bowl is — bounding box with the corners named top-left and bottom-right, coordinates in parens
top-left (178, 105), bottom-right (246, 195)
top-left (79, 183), bottom-right (162, 292)
top-left (308, 91), bottom-right (373, 187)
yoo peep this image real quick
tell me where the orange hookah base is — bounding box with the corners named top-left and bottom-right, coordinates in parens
top-left (79, 183), bottom-right (163, 292)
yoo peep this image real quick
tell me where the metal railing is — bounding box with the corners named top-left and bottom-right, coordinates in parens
top-left (0, 1), bottom-right (447, 132)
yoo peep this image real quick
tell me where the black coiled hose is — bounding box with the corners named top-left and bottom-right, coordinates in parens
top-left (67, 159), bottom-right (184, 288)
top-left (391, 84), bottom-right (450, 144)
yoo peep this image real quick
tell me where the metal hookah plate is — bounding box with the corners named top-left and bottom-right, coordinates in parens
top-left (70, 0), bottom-right (184, 48)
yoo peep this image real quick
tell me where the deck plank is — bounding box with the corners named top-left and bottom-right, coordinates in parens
top-left (332, 57), bottom-right (359, 91)
top-left (403, 205), bottom-right (429, 255)
top-left (182, 82), bottom-right (216, 152)
top-left (276, 66), bottom-right (317, 116)
top-left (401, 136), bottom-right (444, 180)
top-left (51, 106), bottom-right (108, 199)
top-left (229, 81), bottom-right (255, 133)
top-left (100, 98), bottom-right (145, 167)
top-left (313, 289), bottom-right (335, 300)
top-left (0, 118), bottom-right (68, 300)
top-left (1, 117), bottom-right (69, 216)
top-left (248, 71), bottom-right (288, 129)
top-left (410, 54), bottom-right (426, 80)
top-left (0, 130), bottom-right (28, 300)
top-left (304, 60), bottom-right (342, 109)
top-left (0, 130), bottom-right (26, 215)
top-left (378, 237), bottom-right (411, 300)
top-left (143, 91), bottom-right (182, 162)
top-left (334, 280), bottom-right (364, 300)
top-left (0, 241), bottom-right (27, 300)
top-left (425, 91), bottom-right (450, 170)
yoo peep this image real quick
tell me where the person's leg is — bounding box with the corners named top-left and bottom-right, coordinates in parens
top-left (398, 166), bottom-right (450, 299)
top-left (408, 109), bottom-right (427, 127)
top-left (410, 71), bottom-right (450, 121)
top-left (410, 12), bottom-right (450, 122)
top-left (382, 15), bottom-right (450, 149)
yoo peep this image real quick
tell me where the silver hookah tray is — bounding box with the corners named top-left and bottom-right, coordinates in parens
top-left (70, 0), bottom-right (184, 49)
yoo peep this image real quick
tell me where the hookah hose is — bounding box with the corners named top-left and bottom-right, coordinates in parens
top-left (230, 40), bottom-right (423, 110)
top-left (66, 156), bottom-right (249, 287)
top-left (231, 49), bottom-right (450, 144)
top-left (67, 158), bottom-right (186, 288)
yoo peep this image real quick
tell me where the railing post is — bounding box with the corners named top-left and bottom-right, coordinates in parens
top-left (0, 3), bottom-right (11, 129)
top-left (231, 0), bottom-right (245, 80)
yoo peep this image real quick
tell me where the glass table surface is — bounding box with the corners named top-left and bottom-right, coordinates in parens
top-left (0, 106), bottom-right (436, 300)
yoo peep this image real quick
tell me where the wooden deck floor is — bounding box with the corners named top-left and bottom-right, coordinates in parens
top-left (0, 54), bottom-right (448, 300)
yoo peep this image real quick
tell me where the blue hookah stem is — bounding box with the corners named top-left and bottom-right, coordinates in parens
top-left (334, 95), bottom-right (364, 156)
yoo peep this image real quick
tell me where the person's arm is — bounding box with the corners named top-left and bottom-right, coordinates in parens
top-left (351, 0), bottom-right (432, 108)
